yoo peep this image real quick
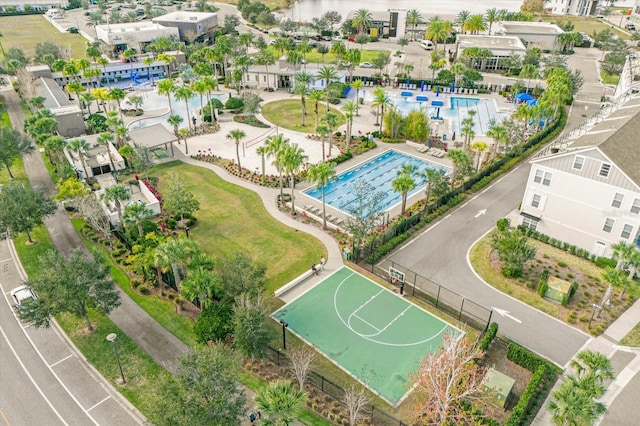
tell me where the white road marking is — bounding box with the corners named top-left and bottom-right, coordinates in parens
top-left (49, 354), bottom-right (73, 368)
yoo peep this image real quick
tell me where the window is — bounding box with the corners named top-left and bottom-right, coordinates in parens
top-left (573, 156), bottom-right (584, 170)
top-left (612, 193), bottom-right (624, 209)
top-left (621, 224), bottom-right (634, 239)
top-left (534, 169), bottom-right (543, 183)
top-left (522, 217), bottom-right (539, 230)
top-left (542, 172), bottom-right (552, 186)
top-left (531, 194), bottom-right (541, 208)
top-left (632, 199), bottom-right (640, 215)
top-left (599, 163), bottom-right (611, 177)
top-left (603, 218), bottom-right (615, 233)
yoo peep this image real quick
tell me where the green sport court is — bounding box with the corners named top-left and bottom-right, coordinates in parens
top-left (273, 266), bottom-right (461, 405)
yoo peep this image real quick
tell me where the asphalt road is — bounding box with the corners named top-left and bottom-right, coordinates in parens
top-left (0, 239), bottom-right (144, 426)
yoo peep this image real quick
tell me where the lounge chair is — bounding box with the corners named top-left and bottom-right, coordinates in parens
top-left (417, 145), bottom-right (429, 153)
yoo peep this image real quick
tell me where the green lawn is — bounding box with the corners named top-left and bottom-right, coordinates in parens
top-left (0, 15), bottom-right (88, 60)
top-left (266, 46), bottom-right (389, 66)
top-left (12, 225), bottom-right (56, 277)
top-left (261, 99), bottom-right (345, 134)
top-left (151, 162), bottom-right (326, 294)
top-left (541, 15), bottom-right (630, 39)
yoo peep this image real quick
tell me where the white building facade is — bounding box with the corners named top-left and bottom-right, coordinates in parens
top-left (545, 0), bottom-right (599, 16)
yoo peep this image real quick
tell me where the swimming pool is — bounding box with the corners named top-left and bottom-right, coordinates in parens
top-left (303, 150), bottom-right (449, 214)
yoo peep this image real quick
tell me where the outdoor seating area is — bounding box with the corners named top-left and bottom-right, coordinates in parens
top-left (414, 145), bottom-right (446, 158)
top-left (303, 205), bottom-right (344, 227)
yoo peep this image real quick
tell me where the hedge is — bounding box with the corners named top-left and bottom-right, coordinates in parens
top-left (478, 322), bottom-right (499, 352)
top-left (506, 342), bottom-right (558, 373)
top-left (537, 269), bottom-right (549, 297)
top-left (505, 364), bottom-right (549, 426)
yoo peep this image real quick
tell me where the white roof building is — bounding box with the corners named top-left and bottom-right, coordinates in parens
top-left (96, 21), bottom-right (179, 48)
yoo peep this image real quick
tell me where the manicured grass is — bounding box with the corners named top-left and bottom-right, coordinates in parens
top-left (541, 15), bottom-right (630, 39)
top-left (601, 71), bottom-right (620, 85)
top-left (0, 15), bottom-right (88, 60)
top-left (56, 309), bottom-right (170, 420)
top-left (620, 322), bottom-right (640, 347)
top-left (70, 218), bottom-right (198, 347)
top-left (12, 225), bottom-right (56, 277)
top-left (151, 162), bottom-right (326, 294)
top-left (0, 155), bottom-right (29, 185)
top-left (261, 99), bottom-right (345, 134)
top-left (1, 108), bottom-right (10, 127)
top-left (267, 46), bottom-right (389, 66)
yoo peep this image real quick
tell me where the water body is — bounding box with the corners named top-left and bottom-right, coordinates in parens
top-left (287, 0), bottom-right (526, 23)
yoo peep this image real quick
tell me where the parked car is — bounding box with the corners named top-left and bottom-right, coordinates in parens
top-left (67, 26), bottom-right (79, 34)
top-left (10, 285), bottom-right (37, 307)
top-left (359, 62), bottom-right (373, 68)
top-left (626, 23), bottom-right (636, 31)
top-left (420, 40), bottom-right (435, 50)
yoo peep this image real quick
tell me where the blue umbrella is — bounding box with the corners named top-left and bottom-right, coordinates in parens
top-left (516, 92), bottom-right (533, 101)
top-left (436, 86), bottom-right (440, 97)
top-left (451, 82), bottom-right (455, 92)
top-left (421, 81), bottom-right (425, 92)
top-left (406, 77), bottom-right (410, 89)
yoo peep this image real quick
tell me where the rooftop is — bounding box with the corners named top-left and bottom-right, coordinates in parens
top-left (456, 35), bottom-right (527, 51)
top-left (96, 21), bottom-right (174, 33)
top-left (129, 123), bottom-right (177, 149)
top-left (38, 77), bottom-right (72, 109)
top-left (498, 21), bottom-right (564, 35)
top-left (153, 11), bottom-right (217, 23)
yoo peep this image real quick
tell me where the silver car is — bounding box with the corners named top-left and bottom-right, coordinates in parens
top-left (10, 285), bottom-right (37, 306)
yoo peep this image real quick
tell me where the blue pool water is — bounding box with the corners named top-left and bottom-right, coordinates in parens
top-left (303, 150), bottom-right (449, 214)
top-left (389, 96), bottom-right (505, 136)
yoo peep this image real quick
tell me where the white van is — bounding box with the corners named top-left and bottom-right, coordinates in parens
top-left (420, 40), bottom-right (435, 50)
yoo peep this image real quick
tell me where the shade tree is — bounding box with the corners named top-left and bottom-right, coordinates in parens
top-left (0, 182), bottom-right (57, 243)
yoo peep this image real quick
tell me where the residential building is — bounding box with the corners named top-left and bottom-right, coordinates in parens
top-left (34, 76), bottom-right (84, 138)
top-left (455, 35), bottom-right (527, 72)
top-left (96, 180), bottom-right (161, 227)
top-left (244, 59), bottom-right (347, 91)
top-left (545, 0), bottom-right (599, 16)
top-left (152, 11), bottom-right (218, 43)
top-left (345, 10), bottom-right (407, 40)
top-left (517, 96), bottom-right (640, 258)
top-left (496, 21), bottom-right (564, 51)
top-left (64, 133), bottom-right (126, 179)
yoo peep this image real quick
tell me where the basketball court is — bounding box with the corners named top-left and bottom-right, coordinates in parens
top-left (273, 266), bottom-right (461, 405)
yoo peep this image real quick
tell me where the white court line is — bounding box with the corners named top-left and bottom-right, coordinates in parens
top-left (375, 306), bottom-right (412, 335)
top-left (0, 257), bottom-right (13, 263)
top-left (351, 313), bottom-right (381, 332)
top-left (350, 289), bottom-right (384, 317)
top-left (0, 325), bottom-right (69, 426)
top-left (49, 354), bottom-right (73, 368)
top-left (87, 396), bottom-right (111, 412)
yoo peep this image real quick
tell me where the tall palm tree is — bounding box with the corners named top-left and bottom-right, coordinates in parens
top-left (154, 238), bottom-right (199, 291)
top-left (157, 52), bottom-right (175, 79)
top-left (486, 121), bottom-right (509, 160)
top-left (485, 8), bottom-right (500, 35)
top-left (520, 64), bottom-right (539, 93)
top-left (108, 87), bottom-right (127, 121)
top-left (392, 164), bottom-right (417, 216)
top-left (405, 10), bottom-right (422, 41)
top-left (175, 85), bottom-right (195, 132)
top-left (341, 100), bottom-right (357, 153)
top-left (97, 56), bottom-right (109, 86)
top-left (97, 132), bottom-right (116, 171)
top-left (167, 113), bottom-right (183, 152)
top-left (548, 378), bottom-right (607, 426)
top-left (350, 79), bottom-right (364, 116)
top-left (103, 184), bottom-right (131, 227)
top-left (256, 145), bottom-right (269, 185)
top-left (157, 78), bottom-right (176, 115)
top-left (255, 49), bottom-right (275, 89)
top-left (321, 113), bottom-right (339, 158)
top-left (421, 168), bottom-right (447, 207)
top-left (315, 125), bottom-right (330, 161)
top-left (123, 201), bottom-right (154, 237)
top-left (282, 143), bottom-right (306, 216)
top-left (330, 41), bottom-right (347, 65)
top-left (255, 380), bottom-right (308, 426)
top-left (371, 87), bottom-right (391, 133)
top-left (308, 89), bottom-right (325, 131)
top-left (446, 149), bottom-right (473, 189)
top-left (601, 267), bottom-right (628, 305)
top-left (226, 129), bottom-right (247, 172)
top-left (455, 11), bottom-right (471, 34)
top-left (307, 161), bottom-right (337, 229)
top-left (265, 134), bottom-right (290, 197)
top-left (465, 14), bottom-right (487, 34)
top-left (191, 79), bottom-right (208, 124)
top-left (351, 9), bottom-right (373, 35)
top-left (293, 71), bottom-right (314, 126)
top-left (65, 81), bottom-right (86, 111)
top-left (143, 56), bottom-right (155, 83)
top-left (317, 66), bottom-right (338, 112)
top-left (470, 141), bottom-right (488, 171)
top-left (67, 138), bottom-right (91, 180)
top-left (425, 18), bottom-right (453, 51)
top-left (201, 75), bottom-right (219, 123)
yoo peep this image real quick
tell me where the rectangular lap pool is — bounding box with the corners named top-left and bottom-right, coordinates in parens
top-left (303, 149), bottom-right (449, 214)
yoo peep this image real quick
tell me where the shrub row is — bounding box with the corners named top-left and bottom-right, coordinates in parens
top-left (332, 151), bottom-right (353, 165)
top-left (506, 342), bottom-right (559, 373)
top-left (537, 269), bottom-right (549, 297)
top-left (477, 322), bottom-right (499, 352)
top-left (505, 364), bottom-right (549, 426)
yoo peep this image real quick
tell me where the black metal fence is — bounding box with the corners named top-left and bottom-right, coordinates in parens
top-left (265, 347), bottom-right (406, 426)
top-left (375, 259), bottom-right (493, 332)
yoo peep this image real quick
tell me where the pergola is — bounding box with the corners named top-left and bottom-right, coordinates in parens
top-left (128, 123), bottom-right (178, 158)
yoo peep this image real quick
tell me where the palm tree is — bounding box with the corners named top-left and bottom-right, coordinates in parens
top-left (321, 112), bottom-right (339, 158)
top-left (455, 11), bottom-right (471, 34)
top-left (315, 125), bottom-right (330, 161)
top-left (486, 121), bottom-right (509, 160)
top-left (308, 90), bottom-right (325, 131)
top-left (470, 141), bottom-right (488, 171)
top-left (157, 52), bottom-right (175, 78)
top-left (446, 149), bottom-right (473, 189)
top-left (143, 56), bottom-right (155, 83)
top-left (97, 132), bottom-right (116, 171)
top-left (157, 78), bottom-right (176, 115)
top-left (103, 184), bottom-right (131, 227)
top-left (256, 145), bottom-right (269, 184)
top-left (392, 164), bottom-right (417, 216)
top-left (350, 79), bottom-right (364, 116)
top-left (282, 143), bottom-right (306, 216)
top-left (108, 87), bottom-right (127, 121)
top-left (154, 238), bottom-right (199, 291)
top-left (167, 114), bottom-right (183, 152)
top-left (265, 134), bottom-right (290, 197)
top-left (255, 380), bottom-right (308, 426)
top-left (397, 37), bottom-right (409, 53)
top-left (371, 87), bottom-right (391, 133)
top-left (67, 138), bottom-right (91, 180)
top-left (226, 129), bottom-right (247, 172)
top-left (351, 9), bottom-right (373, 35)
top-left (465, 14), bottom-right (487, 34)
top-left (317, 66), bottom-right (338, 111)
top-left (548, 378), bottom-right (607, 426)
top-left (293, 71), bottom-right (314, 126)
top-left (65, 81), bottom-right (86, 111)
top-left (460, 110), bottom-right (477, 149)
top-left (180, 266), bottom-right (220, 309)
top-left (191, 79), bottom-right (208, 124)
top-left (520, 64), bottom-right (539, 93)
top-left (174, 85), bottom-right (195, 132)
top-left (405, 10), bottom-right (422, 41)
top-left (421, 168), bottom-right (447, 207)
top-left (97, 56), bottom-right (109, 86)
top-left (308, 161), bottom-right (337, 229)
top-left (425, 18), bottom-right (453, 51)
top-left (485, 8), bottom-right (500, 35)
top-left (255, 49), bottom-right (275, 89)
top-left (601, 267), bottom-right (628, 305)
top-left (123, 201), bottom-right (154, 237)
top-left (273, 36), bottom-right (292, 58)
top-left (450, 62), bottom-right (466, 86)
top-left (341, 100), bottom-right (357, 153)
top-left (330, 41), bottom-right (347, 65)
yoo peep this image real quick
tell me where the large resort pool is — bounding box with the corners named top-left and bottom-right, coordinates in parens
top-left (303, 150), bottom-right (449, 214)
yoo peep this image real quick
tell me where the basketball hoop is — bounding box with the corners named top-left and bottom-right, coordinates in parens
top-left (391, 276), bottom-right (397, 284)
